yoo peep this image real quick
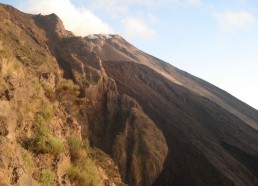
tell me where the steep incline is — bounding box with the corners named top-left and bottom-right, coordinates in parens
top-left (86, 34), bottom-right (258, 186)
top-left (90, 34), bottom-right (258, 132)
top-left (0, 4), bottom-right (130, 186)
top-left (1, 3), bottom-right (258, 186)
top-left (0, 4), bottom-right (168, 186)
top-left (102, 61), bottom-right (258, 185)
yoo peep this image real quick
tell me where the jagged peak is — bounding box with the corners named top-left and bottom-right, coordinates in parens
top-left (34, 13), bottom-right (69, 38)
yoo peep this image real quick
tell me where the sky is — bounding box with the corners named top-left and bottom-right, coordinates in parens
top-left (2, 0), bottom-right (258, 110)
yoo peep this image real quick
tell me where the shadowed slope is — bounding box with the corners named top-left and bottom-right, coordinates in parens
top-left (102, 61), bottom-right (258, 186)
top-left (91, 35), bottom-right (258, 132)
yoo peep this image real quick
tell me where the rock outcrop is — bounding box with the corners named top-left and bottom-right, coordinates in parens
top-left (0, 3), bottom-right (167, 186)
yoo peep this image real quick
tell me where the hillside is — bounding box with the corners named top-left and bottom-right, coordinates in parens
top-left (0, 3), bottom-right (258, 186)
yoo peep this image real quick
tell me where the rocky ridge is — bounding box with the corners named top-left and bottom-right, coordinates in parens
top-left (0, 4), bottom-right (167, 186)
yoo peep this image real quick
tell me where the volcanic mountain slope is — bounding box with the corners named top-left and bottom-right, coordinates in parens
top-left (93, 35), bottom-right (258, 185)
top-left (91, 34), bottom-right (258, 185)
top-left (0, 3), bottom-right (258, 186)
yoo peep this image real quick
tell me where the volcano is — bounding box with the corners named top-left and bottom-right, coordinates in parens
top-left (0, 3), bottom-right (258, 186)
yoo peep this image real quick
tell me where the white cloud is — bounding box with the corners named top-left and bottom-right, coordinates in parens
top-left (90, 0), bottom-right (201, 7)
top-left (18, 0), bottom-right (201, 40)
top-left (88, 0), bottom-right (169, 18)
top-left (213, 11), bottom-right (256, 32)
top-left (122, 17), bottom-right (157, 40)
top-left (20, 0), bottom-right (114, 36)
top-left (89, 0), bottom-right (201, 17)
top-left (90, 0), bottom-right (171, 8)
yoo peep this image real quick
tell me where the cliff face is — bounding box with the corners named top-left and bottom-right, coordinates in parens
top-left (0, 3), bottom-right (258, 186)
top-left (0, 4), bottom-right (167, 186)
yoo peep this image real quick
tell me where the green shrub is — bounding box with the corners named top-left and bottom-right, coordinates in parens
top-left (67, 158), bottom-right (99, 186)
top-left (56, 79), bottom-right (84, 116)
top-left (32, 77), bottom-right (42, 91)
top-left (35, 114), bottom-right (47, 131)
top-left (67, 166), bottom-right (85, 185)
top-left (66, 138), bottom-right (99, 186)
top-left (42, 104), bottom-right (53, 123)
top-left (6, 68), bottom-right (13, 77)
top-left (34, 104), bottom-right (53, 133)
top-left (48, 136), bottom-right (65, 155)
top-left (30, 133), bottom-right (64, 155)
top-left (56, 79), bottom-right (80, 98)
top-left (34, 170), bottom-right (55, 186)
top-left (68, 137), bottom-right (82, 160)
top-left (20, 148), bottom-right (34, 170)
top-left (30, 107), bottom-right (63, 155)
top-left (68, 137), bottom-right (89, 161)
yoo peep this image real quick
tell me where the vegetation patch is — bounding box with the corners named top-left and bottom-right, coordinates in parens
top-left (68, 136), bottom-right (90, 161)
top-left (41, 104), bottom-right (54, 123)
top-left (56, 79), bottom-right (80, 98)
top-left (29, 108), bottom-right (64, 155)
top-left (67, 136), bottom-right (99, 186)
top-left (19, 43), bottom-right (45, 66)
top-left (68, 136), bottom-right (84, 161)
top-left (34, 170), bottom-right (55, 186)
top-left (20, 147), bottom-right (34, 172)
top-left (32, 77), bottom-right (42, 91)
top-left (67, 158), bottom-right (99, 186)
top-left (30, 133), bottom-right (64, 155)
top-left (56, 79), bottom-right (85, 116)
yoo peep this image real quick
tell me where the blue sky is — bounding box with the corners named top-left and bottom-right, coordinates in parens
top-left (2, 0), bottom-right (258, 109)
